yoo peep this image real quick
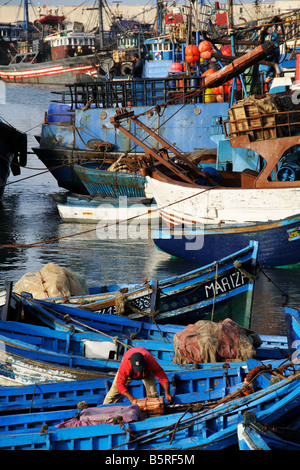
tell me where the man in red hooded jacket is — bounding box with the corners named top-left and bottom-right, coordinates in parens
top-left (103, 347), bottom-right (172, 404)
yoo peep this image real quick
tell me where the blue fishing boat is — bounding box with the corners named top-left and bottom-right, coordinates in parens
top-left (0, 363), bottom-right (300, 450)
top-left (151, 214), bottom-right (300, 268)
top-left (32, 39), bottom-right (277, 195)
top-left (33, 82), bottom-right (229, 193)
top-left (0, 351), bottom-right (290, 415)
top-left (0, 317), bottom-right (290, 379)
top-left (19, 241), bottom-right (258, 328)
top-left (73, 164), bottom-right (146, 197)
top-left (0, 361), bottom-right (254, 416)
top-left (0, 326), bottom-right (201, 384)
top-left (238, 412), bottom-right (300, 450)
top-left (0, 341), bottom-right (105, 385)
top-left (284, 306), bottom-right (300, 357)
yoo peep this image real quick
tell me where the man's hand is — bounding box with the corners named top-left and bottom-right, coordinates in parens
top-left (123, 391), bottom-right (137, 404)
top-left (165, 392), bottom-right (173, 404)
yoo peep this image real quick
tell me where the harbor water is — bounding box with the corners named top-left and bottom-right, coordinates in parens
top-left (1, 84), bottom-right (300, 337)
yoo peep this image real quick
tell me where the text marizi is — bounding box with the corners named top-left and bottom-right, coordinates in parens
top-left (204, 271), bottom-right (247, 297)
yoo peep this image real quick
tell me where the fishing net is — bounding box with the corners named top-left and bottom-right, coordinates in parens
top-left (173, 318), bottom-right (262, 364)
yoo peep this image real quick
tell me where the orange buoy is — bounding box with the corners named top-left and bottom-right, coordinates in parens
top-left (220, 44), bottom-right (231, 56)
top-left (199, 40), bottom-right (213, 60)
top-left (185, 44), bottom-right (199, 64)
top-left (170, 62), bottom-right (183, 72)
top-left (212, 85), bottom-right (223, 94)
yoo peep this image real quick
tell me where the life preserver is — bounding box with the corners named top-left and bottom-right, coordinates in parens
top-left (155, 52), bottom-right (162, 61)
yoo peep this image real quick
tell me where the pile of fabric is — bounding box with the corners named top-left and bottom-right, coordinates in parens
top-left (173, 318), bottom-right (262, 365)
top-left (13, 263), bottom-right (88, 299)
top-left (56, 405), bottom-right (144, 428)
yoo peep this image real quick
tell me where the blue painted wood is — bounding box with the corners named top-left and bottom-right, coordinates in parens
top-left (238, 413), bottom-right (300, 450)
top-left (152, 214), bottom-right (300, 268)
top-left (0, 365), bottom-right (248, 417)
top-left (284, 306), bottom-right (300, 357)
top-left (1, 369), bottom-right (300, 450)
top-left (0, 319), bottom-right (289, 367)
top-left (0, 330), bottom-right (194, 380)
top-left (21, 241), bottom-right (259, 329)
top-left (73, 164), bottom-right (146, 197)
top-left (0, 318), bottom-right (290, 387)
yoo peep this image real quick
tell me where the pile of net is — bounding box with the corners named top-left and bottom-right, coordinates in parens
top-left (173, 318), bottom-right (262, 365)
top-left (56, 405), bottom-right (144, 428)
top-left (13, 263), bottom-right (89, 299)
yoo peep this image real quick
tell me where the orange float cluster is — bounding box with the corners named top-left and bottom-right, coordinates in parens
top-left (169, 41), bottom-right (240, 102)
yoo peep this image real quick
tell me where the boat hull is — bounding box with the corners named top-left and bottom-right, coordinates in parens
top-left (146, 176), bottom-right (300, 226)
top-left (22, 241), bottom-right (258, 329)
top-left (152, 214), bottom-right (300, 268)
top-left (0, 55), bottom-right (99, 85)
top-left (73, 164), bottom-right (146, 197)
top-left (1, 372), bottom-right (300, 450)
top-left (54, 193), bottom-right (159, 225)
top-left (33, 100), bottom-right (229, 193)
top-left (0, 121), bottom-right (27, 197)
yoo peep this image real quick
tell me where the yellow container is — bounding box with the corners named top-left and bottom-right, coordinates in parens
top-left (204, 88), bottom-right (216, 103)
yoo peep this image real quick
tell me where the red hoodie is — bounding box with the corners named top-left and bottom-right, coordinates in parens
top-left (116, 347), bottom-right (169, 395)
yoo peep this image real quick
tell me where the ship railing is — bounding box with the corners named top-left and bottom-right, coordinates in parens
top-left (54, 76), bottom-right (229, 109)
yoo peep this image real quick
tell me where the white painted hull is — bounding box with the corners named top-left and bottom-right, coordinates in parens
top-left (56, 201), bottom-right (160, 225)
top-left (145, 177), bottom-right (300, 226)
top-left (0, 350), bottom-right (102, 385)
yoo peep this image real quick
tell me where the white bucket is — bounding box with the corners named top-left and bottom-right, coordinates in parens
top-left (84, 340), bottom-right (118, 360)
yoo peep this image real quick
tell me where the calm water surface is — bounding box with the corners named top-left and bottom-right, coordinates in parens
top-left (1, 84), bottom-right (300, 336)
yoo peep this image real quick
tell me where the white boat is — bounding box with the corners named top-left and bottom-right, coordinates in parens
top-left (53, 193), bottom-right (160, 227)
top-left (145, 179), bottom-right (300, 227)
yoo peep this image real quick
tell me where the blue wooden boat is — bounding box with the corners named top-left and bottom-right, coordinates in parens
top-left (0, 318), bottom-right (290, 382)
top-left (152, 214), bottom-right (300, 268)
top-left (73, 164), bottom-right (146, 197)
top-left (238, 412), bottom-right (300, 450)
top-left (285, 306), bottom-right (300, 357)
top-left (0, 327), bottom-right (201, 384)
top-left (19, 241), bottom-right (259, 328)
top-left (0, 362), bottom-right (253, 416)
top-left (0, 341), bottom-right (106, 385)
top-left (1, 364), bottom-right (300, 450)
top-left (0, 358), bottom-right (289, 416)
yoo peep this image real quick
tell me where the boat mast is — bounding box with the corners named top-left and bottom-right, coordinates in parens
top-left (98, 0), bottom-right (104, 48)
top-left (24, 0), bottom-right (29, 40)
